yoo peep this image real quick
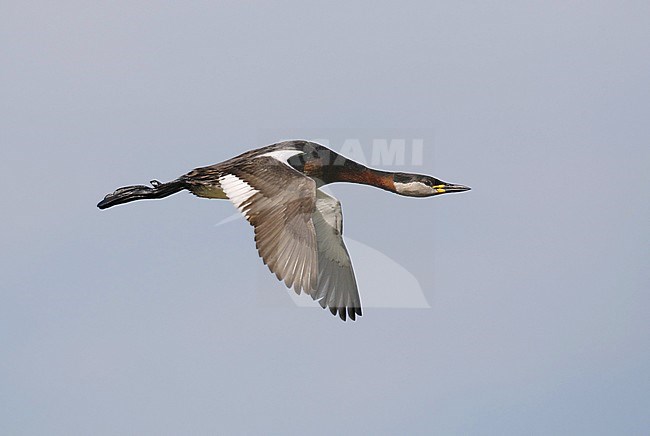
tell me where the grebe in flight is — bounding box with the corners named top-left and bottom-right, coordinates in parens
top-left (98, 140), bottom-right (470, 321)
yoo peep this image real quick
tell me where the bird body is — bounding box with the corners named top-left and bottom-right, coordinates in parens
top-left (98, 140), bottom-right (470, 321)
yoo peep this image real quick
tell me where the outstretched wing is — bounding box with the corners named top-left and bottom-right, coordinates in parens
top-left (309, 190), bottom-right (362, 321)
top-left (218, 154), bottom-right (362, 321)
top-left (218, 156), bottom-right (319, 294)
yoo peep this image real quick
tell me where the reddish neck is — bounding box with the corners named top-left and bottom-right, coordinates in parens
top-left (323, 159), bottom-right (397, 193)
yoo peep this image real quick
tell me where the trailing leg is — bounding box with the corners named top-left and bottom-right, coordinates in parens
top-left (97, 179), bottom-right (187, 209)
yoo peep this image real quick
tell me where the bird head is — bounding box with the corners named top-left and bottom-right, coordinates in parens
top-left (393, 173), bottom-right (471, 197)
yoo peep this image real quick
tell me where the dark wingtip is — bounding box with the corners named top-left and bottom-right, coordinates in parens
top-left (325, 305), bottom-right (362, 322)
top-left (348, 306), bottom-right (362, 321)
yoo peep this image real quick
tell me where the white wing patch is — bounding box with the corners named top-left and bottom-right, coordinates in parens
top-left (313, 191), bottom-right (350, 268)
top-left (315, 191), bottom-right (343, 233)
top-left (219, 174), bottom-right (259, 214)
top-left (259, 149), bottom-right (303, 167)
top-left (310, 190), bottom-right (361, 320)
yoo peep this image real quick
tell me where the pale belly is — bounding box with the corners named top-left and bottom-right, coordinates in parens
top-left (190, 184), bottom-right (229, 199)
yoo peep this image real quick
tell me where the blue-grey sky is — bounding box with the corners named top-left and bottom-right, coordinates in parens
top-left (1, 2), bottom-right (649, 435)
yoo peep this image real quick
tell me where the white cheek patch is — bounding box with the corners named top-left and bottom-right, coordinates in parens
top-left (219, 174), bottom-right (259, 213)
top-left (394, 181), bottom-right (431, 197)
